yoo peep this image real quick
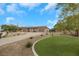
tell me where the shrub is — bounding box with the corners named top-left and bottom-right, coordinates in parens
top-left (25, 42), bottom-right (32, 48)
top-left (17, 33), bottom-right (20, 35)
top-left (29, 37), bottom-right (33, 39)
top-left (40, 34), bottom-right (43, 36)
top-left (13, 34), bottom-right (16, 36)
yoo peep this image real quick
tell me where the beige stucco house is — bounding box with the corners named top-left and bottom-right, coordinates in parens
top-left (20, 26), bottom-right (49, 32)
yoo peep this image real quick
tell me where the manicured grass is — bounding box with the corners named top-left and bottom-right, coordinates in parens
top-left (35, 35), bottom-right (79, 56)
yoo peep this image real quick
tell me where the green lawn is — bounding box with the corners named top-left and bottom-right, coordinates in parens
top-left (35, 35), bottom-right (79, 56)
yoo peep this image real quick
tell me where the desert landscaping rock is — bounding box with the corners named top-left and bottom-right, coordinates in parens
top-left (0, 32), bottom-right (45, 56)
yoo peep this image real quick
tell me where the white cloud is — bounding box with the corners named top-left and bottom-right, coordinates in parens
top-left (47, 25), bottom-right (52, 29)
top-left (47, 20), bottom-right (53, 29)
top-left (6, 4), bottom-right (18, 12)
top-left (6, 17), bottom-right (15, 24)
top-left (6, 3), bottom-right (26, 16)
top-left (19, 3), bottom-right (41, 10)
top-left (6, 3), bottom-right (41, 12)
top-left (47, 20), bottom-right (53, 24)
top-left (41, 3), bottom-right (56, 13)
top-left (47, 19), bottom-right (58, 29)
top-left (0, 4), bottom-right (5, 15)
top-left (16, 10), bottom-right (26, 15)
top-left (0, 8), bottom-right (5, 15)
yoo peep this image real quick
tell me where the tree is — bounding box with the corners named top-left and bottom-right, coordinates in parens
top-left (1, 25), bottom-right (18, 32)
top-left (54, 3), bottom-right (79, 36)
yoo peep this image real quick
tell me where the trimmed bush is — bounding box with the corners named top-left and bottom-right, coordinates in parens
top-left (29, 37), bottom-right (33, 39)
top-left (25, 42), bottom-right (32, 48)
top-left (40, 34), bottom-right (43, 36)
top-left (17, 33), bottom-right (20, 35)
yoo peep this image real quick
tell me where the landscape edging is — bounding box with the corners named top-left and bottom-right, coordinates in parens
top-left (32, 35), bottom-right (50, 56)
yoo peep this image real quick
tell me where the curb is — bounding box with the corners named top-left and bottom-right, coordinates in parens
top-left (32, 35), bottom-right (50, 56)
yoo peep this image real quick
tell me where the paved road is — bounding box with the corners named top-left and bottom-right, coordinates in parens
top-left (0, 32), bottom-right (43, 46)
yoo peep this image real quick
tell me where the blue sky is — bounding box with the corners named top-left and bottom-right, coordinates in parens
top-left (0, 3), bottom-right (59, 29)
